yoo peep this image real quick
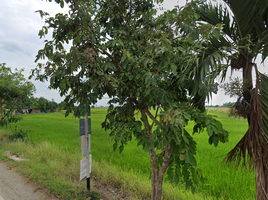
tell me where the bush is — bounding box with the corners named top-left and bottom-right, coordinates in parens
top-left (10, 127), bottom-right (29, 142)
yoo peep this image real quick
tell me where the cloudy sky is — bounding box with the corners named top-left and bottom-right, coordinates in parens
top-left (0, 0), bottom-right (267, 106)
top-left (0, 0), bottom-right (66, 103)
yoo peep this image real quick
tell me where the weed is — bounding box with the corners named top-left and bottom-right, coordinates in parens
top-left (10, 127), bottom-right (29, 141)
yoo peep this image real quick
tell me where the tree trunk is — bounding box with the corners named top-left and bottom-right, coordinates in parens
top-left (242, 58), bottom-right (268, 199)
top-left (150, 157), bottom-right (164, 200)
top-left (243, 60), bottom-right (253, 124)
top-left (140, 108), bottom-right (172, 200)
top-left (149, 145), bottom-right (171, 200)
top-left (255, 156), bottom-right (268, 200)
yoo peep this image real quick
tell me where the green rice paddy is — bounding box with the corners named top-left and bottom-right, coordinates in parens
top-left (0, 108), bottom-right (255, 199)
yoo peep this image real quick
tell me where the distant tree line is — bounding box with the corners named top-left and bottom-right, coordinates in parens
top-left (221, 102), bottom-right (235, 108)
top-left (24, 97), bottom-right (63, 113)
top-left (206, 102), bottom-right (235, 108)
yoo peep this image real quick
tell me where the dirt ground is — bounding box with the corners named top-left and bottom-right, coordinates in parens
top-left (0, 161), bottom-right (59, 200)
top-left (0, 159), bottom-right (128, 200)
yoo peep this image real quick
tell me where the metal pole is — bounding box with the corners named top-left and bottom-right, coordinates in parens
top-left (84, 113), bottom-right (90, 190)
top-left (7, 115), bottom-right (9, 143)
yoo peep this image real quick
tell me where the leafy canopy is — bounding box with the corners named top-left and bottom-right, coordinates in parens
top-left (32, 0), bottom-right (228, 192)
top-left (0, 63), bottom-right (35, 126)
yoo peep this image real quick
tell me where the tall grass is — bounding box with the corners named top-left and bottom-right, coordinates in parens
top-left (0, 108), bottom-right (255, 199)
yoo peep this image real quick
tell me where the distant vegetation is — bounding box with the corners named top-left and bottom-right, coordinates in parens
top-left (24, 96), bottom-right (63, 113)
top-left (206, 102), bottom-right (235, 108)
top-left (221, 102), bottom-right (235, 108)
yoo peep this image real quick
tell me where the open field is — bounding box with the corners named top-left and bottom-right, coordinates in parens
top-left (0, 108), bottom-right (255, 199)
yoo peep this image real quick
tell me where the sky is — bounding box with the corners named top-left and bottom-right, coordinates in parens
top-left (0, 0), bottom-right (267, 106)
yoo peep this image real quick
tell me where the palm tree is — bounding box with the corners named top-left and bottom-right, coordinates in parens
top-left (192, 0), bottom-right (268, 199)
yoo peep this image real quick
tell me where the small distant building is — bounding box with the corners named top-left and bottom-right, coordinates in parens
top-left (21, 109), bottom-right (40, 114)
top-left (31, 109), bottom-right (40, 114)
top-left (21, 109), bottom-right (28, 114)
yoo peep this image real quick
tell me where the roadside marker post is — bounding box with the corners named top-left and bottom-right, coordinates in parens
top-left (85, 113), bottom-right (90, 191)
top-left (79, 110), bottom-right (91, 191)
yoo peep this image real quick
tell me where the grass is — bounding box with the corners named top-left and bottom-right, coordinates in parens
top-left (191, 109), bottom-right (255, 199)
top-left (0, 108), bottom-right (255, 199)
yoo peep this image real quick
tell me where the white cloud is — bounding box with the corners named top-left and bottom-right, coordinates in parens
top-left (0, 0), bottom-right (66, 103)
top-left (1, 0), bottom-right (267, 106)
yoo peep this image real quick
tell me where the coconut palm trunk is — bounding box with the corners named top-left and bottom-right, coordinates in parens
top-left (226, 54), bottom-right (268, 199)
top-left (242, 56), bottom-right (268, 199)
top-left (193, 1), bottom-right (268, 199)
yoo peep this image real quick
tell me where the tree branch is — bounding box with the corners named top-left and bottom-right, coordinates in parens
top-left (89, 23), bottom-right (124, 72)
top-left (140, 108), bottom-right (152, 140)
top-left (154, 107), bottom-right (160, 120)
top-left (145, 108), bottom-right (161, 128)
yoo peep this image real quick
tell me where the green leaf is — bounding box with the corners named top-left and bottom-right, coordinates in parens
top-left (212, 28), bottom-right (221, 39)
top-left (135, 123), bottom-right (141, 132)
top-left (185, 151), bottom-right (197, 166)
top-left (171, 63), bottom-right (177, 75)
top-left (182, 133), bottom-right (189, 144)
top-left (119, 144), bottom-right (124, 153)
top-left (113, 142), bottom-right (118, 151)
top-left (112, 40), bottom-right (116, 47)
top-left (213, 135), bottom-right (219, 147)
top-left (207, 125), bottom-right (213, 136)
top-left (118, 40), bottom-right (124, 47)
top-left (60, 0), bottom-right (64, 8)
top-left (183, 112), bottom-right (191, 120)
top-left (179, 154), bottom-right (185, 161)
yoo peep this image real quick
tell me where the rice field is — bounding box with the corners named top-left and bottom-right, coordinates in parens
top-left (0, 108), bottom-right (255, 199)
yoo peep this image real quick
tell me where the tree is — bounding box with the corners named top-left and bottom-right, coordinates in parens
top-left (32, 0), bottom-right (228, 199)
top-left (29, 97), bottom-right (58, 112)
top-left (221, 102), bottom-right (235, 108)
top-left (192, 1), bottom-right (268, 199)
top-left (37, 97), bottom-right (48, 112)
top-left (0, 63), bottom-right (35, 126)
top-left (31, 101), bottom-right (40, 110)
top-left (25, 96), bottom-right (36, 109)
top-left (47, 99), bottom-right (58, 112)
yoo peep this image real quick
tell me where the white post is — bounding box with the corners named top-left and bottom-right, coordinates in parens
top-left (84, 113), bottom-right (90, 190)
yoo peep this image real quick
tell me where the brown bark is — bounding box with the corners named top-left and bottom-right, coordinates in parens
top-left (254, 157), bottom-right (268, 200)
top-left (149, 145), bottom-right (172, 200)
top-left (242, 58), bottom-right (268, 199)
top-left (141, 108), bottom-right (172, 200)
top-left (243, 60), bottom-right (253, 124)
top-left (150, 148), bottom-right (162, 200)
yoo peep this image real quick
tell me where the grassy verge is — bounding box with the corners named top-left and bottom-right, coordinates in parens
top-left (0, 140), bottom-right (217, 200)
top-left (0, 109), bottom-right (255, 199)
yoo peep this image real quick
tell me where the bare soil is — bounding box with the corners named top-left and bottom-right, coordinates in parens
top-left (0, 159), bottom-right (128, 200)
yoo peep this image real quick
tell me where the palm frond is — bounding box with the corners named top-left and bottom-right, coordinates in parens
top-left (223, 0), bottom-right (257, 38)
top-left (184, 35), bottom-right (233, 90)
top-left (260, 72), bottom-right (268, 142)
top-left (198, 0), bottom-right (268, 60)
top-left (195, 2), bottom-right (238, 42)
top-left (223, 0), bottom-right (268, 56)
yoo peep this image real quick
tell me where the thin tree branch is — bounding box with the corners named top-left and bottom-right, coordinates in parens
top-left (140, 108), bottom-right (152, 140)
top-left (154, 107), bottom-right (160, 119)
top-left (89, 23), bottom-right (124, 72)
top-left (145, 108), bottom-right (161, 128)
